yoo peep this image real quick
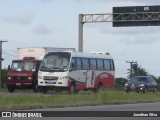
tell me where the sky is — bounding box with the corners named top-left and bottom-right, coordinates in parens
top-left (0, 0), bottom-right (160, 78)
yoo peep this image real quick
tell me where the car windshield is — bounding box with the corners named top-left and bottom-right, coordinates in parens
top-left (11, 61), bottom-right (36, 72)
top-left (39, 52), bottom-right (70, 72)
top-left (130, 77), bottom-right (147, 82)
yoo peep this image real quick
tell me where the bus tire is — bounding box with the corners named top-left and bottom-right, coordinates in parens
top-left (69, 83), bottom-right (76, 94)
top-left (7, 86), bottom-right (15, 93)
top-left (97, 83), bottom-right (103, 92)
top-left (43, 87), bottom-right (48, 94)
top-left (94, 83), bottom-right (103, 93)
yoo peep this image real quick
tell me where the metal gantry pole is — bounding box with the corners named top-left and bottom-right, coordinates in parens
top-left (78, 12), bottom-right (160, 52)
top-left (78, 14), bottom-right (84, 52)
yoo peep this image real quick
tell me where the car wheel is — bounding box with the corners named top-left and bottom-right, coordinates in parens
top-left (125, 90), bottom-right (129, 93)
top-left (143, 87), bottom-right (147, 93)
top-left (153, 87), bottom-right (157, 93)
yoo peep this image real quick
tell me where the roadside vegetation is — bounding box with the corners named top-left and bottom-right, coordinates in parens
top-left (0, 90), bottom-right (160, 110)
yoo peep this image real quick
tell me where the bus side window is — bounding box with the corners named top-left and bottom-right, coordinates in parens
top-left (110, 60), bottom-right (115, 71)
top-left (97, 59), bottom-right (104, 70)
top-left (71, 58), bottom-right (76, 69)
top-left (82, 58), bottom-right (89, 70)
top-left (76, 58), bottom-right (82, 70)
top-left (104, 59), bottom-right (111, 71)
top-left (90, 59), bottom-right (97, 70)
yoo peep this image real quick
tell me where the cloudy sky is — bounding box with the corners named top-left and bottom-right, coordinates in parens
top-left (0, 0), bottom-right (160, 78)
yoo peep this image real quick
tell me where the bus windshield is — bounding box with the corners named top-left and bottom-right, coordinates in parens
top-left (39, 52), bottom-right (71, 72)
top-left (11, 61), bottom-right (36, 72)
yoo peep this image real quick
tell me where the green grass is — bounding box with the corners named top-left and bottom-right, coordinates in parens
top-left (0, 90), bottom-right (160, 110)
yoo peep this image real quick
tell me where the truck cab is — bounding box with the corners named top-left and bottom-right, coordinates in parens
top-left (7, 57), bottom-right (41, 93)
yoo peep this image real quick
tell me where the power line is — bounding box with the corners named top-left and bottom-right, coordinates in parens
top-left (2, 52), bottom-right (17, 57)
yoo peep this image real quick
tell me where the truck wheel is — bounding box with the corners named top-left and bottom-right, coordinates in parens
top-left (32, 81), bottom-right (38, 93)
top-left (7, 86), bottom-right (15, 93)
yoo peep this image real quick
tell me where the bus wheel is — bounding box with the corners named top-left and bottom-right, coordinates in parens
top-left (93, 83), bottom-right (103, 93)
top-left (7, 86), bottom-right (15, 93)
top-left (43, 87), bottom-right (48, 94)
top-left (97, 83), bottom-right (103, 92)
top-left (69, 83), bottom-right (76, 94)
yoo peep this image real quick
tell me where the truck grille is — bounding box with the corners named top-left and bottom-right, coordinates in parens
top-left (12, 76), bottom-right (27, 80)
top-left (43, 76), bottom-right (58, 80)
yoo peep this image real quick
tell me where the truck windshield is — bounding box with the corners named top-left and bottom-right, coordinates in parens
top-left (11, 61), bottom-right (36, 72)
top-left (39, 52), bottom-right (70, 72)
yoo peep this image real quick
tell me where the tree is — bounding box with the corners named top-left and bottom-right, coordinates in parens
top-left (127, 63), bottom-right (148, 79)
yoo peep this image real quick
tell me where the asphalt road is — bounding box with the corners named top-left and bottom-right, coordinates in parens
top-left (32, 102), bottom-right (160, 111)
top-left (2, 102), bottom-right (160, 120)
top-left (1, 91), bottom-right (160, 120)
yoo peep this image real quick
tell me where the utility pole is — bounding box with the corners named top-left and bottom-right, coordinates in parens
top-left (0, 40), bottom-right (8, 88)
top-left (126, 61), bottom-right (137, 79)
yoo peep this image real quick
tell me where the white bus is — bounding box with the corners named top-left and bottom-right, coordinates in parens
top-left (38, 51), bottom-right (115, 93)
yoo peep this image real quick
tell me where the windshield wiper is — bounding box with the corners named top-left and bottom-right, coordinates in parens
top-left (51, 67), bottom-right (64, 71)
top-left (40, 66), bottom-right (64, 71)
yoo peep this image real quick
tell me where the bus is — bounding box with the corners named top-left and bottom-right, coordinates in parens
top-left (38, 51), bottom-right (115, 93)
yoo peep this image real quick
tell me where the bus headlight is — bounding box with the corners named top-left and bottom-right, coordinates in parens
top-left (8, 77), bottom-right (11, 80)
top-left (38, 74), bottom-right (42, 79)
top-left (38, 72), bottom-right (42, 79)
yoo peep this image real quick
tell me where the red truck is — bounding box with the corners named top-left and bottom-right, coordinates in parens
top-left (7, 47), bottom-right (75, 93)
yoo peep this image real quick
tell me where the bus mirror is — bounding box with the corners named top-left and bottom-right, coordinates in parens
top-left (8, 65), bottom-right (11, 71)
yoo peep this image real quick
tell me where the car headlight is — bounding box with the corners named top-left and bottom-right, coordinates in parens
top-left (139, 84), bottom-right (144, 87)
top-left (125, 83), bottom-right (128, 86)
top-left (8, 77), bottom-right (11, 80)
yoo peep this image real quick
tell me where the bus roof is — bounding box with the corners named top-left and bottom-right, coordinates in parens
top-left (47, 51), bottom-right (113, 59)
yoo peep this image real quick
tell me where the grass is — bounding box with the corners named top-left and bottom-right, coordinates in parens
top-left (0, 90), bottom-right (160, 110)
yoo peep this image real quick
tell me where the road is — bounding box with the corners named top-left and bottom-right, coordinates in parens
top-left (2, 102), bottom-right (160, 120)
top-left (0, 91), bottom-right (160, 120)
